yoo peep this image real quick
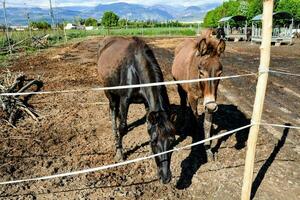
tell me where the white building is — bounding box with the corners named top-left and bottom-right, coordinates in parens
top-left (10, 25), bottom-right (28, 31)
top-left (64, 23), bottom-right (95, 30)
top-left (64, 23), bottom-right (77, 30)
top-left (85, 26), bottom-right (94, 31)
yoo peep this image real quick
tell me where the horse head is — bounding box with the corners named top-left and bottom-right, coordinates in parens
top-left (194, 37), bottom-right (226, 113)
top-left (147, 111), bottom-right (175, 184)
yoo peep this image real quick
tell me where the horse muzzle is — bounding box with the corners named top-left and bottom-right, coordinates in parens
top-left (158, 161), bottom-right (172, 184)
top-left (205, 101), bottom-right (218, 113)
top-left (159, 168), bottom-right (172, 184)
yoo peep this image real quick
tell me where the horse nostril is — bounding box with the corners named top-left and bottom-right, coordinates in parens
top-left (161, 177), bottom-right (171, 184)
top-left (212, 105), bottom-right (218, 112)
top-left (160, 172), bottom-right (172, 184)
top-left (158, 166), bottom-right (172, 184)
top-left (205, 103), bottom-right (218, 113)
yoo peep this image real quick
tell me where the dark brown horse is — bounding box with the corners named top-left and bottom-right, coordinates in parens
top-left (97, 37), bottom-right (175, 184)
top-left (171, 33), bottom-right (225, 159)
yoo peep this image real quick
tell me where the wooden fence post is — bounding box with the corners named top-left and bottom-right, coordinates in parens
top-left (241, 0), bottom-right (274, 200)
top-left (63, 23), bottom-right (68, 44)
top-left (2, 0), bottom-right (12, 54)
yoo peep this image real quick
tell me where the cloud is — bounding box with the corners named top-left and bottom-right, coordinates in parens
top-left (6, 0), bottom-right (222, 8)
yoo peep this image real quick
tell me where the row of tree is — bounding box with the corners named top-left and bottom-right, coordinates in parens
top-left (29, 21), bottom-right (51, 29)
top-left (27, 11), bottom-right (195, 30)
top-left (76, 11), bottom-right (194, 28)
top-left (203, 0), bottom-right (300, 27)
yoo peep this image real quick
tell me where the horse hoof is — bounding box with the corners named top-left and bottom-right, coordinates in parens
top-left (115, 151), bottom-right (124, 162)
top-left (213, 152), bottom-right (218, 161)
top-left (206, 149), bottom-right (214, 162)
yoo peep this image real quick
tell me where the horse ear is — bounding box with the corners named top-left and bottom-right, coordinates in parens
top-left (217, 39), bottom-right (226, 55)
top-left (148, 111), bottom-right (159, 125)
top-left (169, 112), bottom-right (177, 123)
top-left (195, 39), bottom-right (207, 57)
top-left (151, 131), bottom-right (158, 143)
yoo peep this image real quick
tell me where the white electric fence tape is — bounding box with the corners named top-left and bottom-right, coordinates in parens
top-left (0, 68), bottom-right (299, 186)
top-left (258, 122), bottom-right (300, 130)
top-left (0, 73), bottom-right (256, 96)
top-left (0, 122), bottom-right (299, 185)
top-left (0, 124), bottom-right (252, 185)
top-left (258, 68), bottom-right (300, 77)
top-left (269, 70), bottom-right (300, 77)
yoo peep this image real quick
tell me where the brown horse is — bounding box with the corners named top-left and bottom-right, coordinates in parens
top-left (171, 33), bottom-right (225, 159)
top-left (97, 37), bottom-right (176, 184)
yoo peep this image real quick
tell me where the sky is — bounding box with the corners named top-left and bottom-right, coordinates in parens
top-left (5, 0), bottom-right (222, 8)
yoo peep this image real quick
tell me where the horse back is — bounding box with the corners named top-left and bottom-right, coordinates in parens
top-left (97, 37), bottom-right (137, 85)
top-left (172, 39), bottom-right (199, 90)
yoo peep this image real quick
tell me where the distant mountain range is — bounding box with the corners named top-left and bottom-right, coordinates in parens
top-left (0, 2), bottom-right (220, 25)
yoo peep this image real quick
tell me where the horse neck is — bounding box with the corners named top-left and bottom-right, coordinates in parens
top-left (135, 53), bottom-right (170, 112)
top-left (143, 85), bottom-right (168, 112)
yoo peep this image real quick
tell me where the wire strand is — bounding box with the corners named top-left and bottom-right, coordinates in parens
top-left (0, 124), bottom-right (252, 185)
top-left (0, 73), bottom-right (256, 96)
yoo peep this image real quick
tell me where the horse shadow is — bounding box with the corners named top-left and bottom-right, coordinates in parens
top-left (172, 104), bottom-right (251, 189)
top-left (123, 115), bottom-right (148, 159)
top-left (127, 115), bottom-right (146, 132)
top-left (212, 104), bottom-right (251, 152)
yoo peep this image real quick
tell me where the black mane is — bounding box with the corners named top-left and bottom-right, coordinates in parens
top-left (133, 37), bottom-right (171, 113)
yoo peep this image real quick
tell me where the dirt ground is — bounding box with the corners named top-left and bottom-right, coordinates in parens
top-left (0, 36), bottom-right (299, 200)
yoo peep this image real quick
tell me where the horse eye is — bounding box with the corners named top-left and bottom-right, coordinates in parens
top-left (199, 70), bottom-right (205, 76)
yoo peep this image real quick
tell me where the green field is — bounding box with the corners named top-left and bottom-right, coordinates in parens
top-left (67, 27), bottom-right (197, 38)
top-left (0, 27), bottom-right (197, 67)
top-left (0, 27), bottom-right (197, 49)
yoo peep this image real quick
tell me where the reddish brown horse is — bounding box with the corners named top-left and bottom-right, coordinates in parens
top-left (97, 37), bottom-right (176, 184)
top-left (172, 33), bottom-right (225, 159)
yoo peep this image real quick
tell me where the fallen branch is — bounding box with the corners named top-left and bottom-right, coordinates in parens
top-left (0, 71), bottom-right (43, 125)
top-left (31, 34), bottom-right (49, 48)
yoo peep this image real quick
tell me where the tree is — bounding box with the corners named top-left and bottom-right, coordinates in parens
top-left (203, 0), bottom-right (243, 27)
top-left (101, 11), bottom-right (119, 28)
top-left (247, 0), bottom-right (263, 20)
top-left (73, 17), bottom-right (85, 26)
top-left (203, 0), bottom-right (300, 28)
top-left (239, 1), bottom-right (249, 16)
top-left (85, 17), bottom-right (98, 26)
top-left (30, 21), bottom-right (51, 29)
top-left (203, 9), bottom-right (221, 27)
top-left (276, 0), bottom-right (300, 21)
top-left (118, 19), bottom-right (128, 28)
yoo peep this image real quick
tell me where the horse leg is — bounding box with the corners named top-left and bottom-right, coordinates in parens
top-left (178, 85), bottom-right (187, 111)
top-left (177, 85), bottom-right (188, 134)
top-left (204, 112), bottom-right (214, 161)
top-left (187, 94), bottom-right (198, 118)
top-left (188, 95), bottom-right (214, 161)
top-left (144, 101), bottom-right (149, 114)
top-left (107, 93), bottom-right (123, 161)
top-left (188, 94), bottom-right (199, 129)
top-left (117, 97), bottom-right (129, 161)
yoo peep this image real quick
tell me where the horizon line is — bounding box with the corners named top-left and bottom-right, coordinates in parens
top-left (2, 1), bottom-right (220, 9)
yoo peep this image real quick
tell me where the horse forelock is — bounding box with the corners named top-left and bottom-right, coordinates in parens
top-left (156, 112), bottom-right (175, 139)
top-left (201, 28), bottom-right (216, 39)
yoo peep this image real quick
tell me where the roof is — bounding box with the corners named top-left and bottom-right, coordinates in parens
top-left (252, 14), bottom-right (262, 21)
top-left (219, 15), bottom-right (247, 23)
top-left (252, 11), bottom-right (293, 21)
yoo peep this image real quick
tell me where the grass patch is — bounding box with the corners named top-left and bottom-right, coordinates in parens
top-left (0, 27), bottom-right (197, 67)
